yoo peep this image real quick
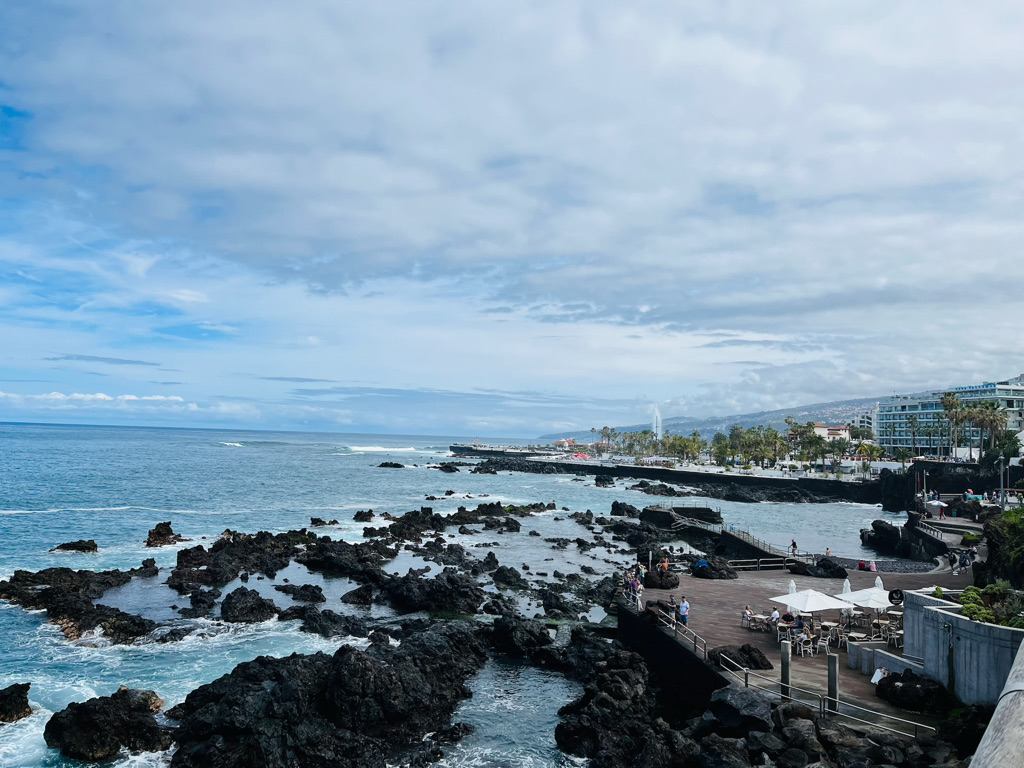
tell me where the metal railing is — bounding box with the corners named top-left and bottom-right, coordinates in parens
top-left (670, 516), bottom-right (723, 533)
top-left (915, 520), bottom-right (945, 539)
top-left (725, 527), bottom-right (815, 563)
top-left (716, 655), bottom-right (935, 738)
top-left (656, 607), bottom-right (708, 660)
top-left (728, 556), bottom-right (801, 571)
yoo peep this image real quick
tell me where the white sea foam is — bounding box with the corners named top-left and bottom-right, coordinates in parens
top-left (218, 442), bottom-right (244, 447)
top-left (347, 445), bottom-right (417, 452)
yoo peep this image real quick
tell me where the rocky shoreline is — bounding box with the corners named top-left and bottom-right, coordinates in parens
top-left (0, 500), bottom-right (972, 766)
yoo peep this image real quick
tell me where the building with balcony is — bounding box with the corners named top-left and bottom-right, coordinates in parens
top-left (874, 374), bottom-right (1024, 456)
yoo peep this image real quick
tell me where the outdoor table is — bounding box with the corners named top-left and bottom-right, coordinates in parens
top-left (847, 632), bottom-right (869, 642)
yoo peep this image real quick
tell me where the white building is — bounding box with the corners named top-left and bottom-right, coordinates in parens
top-left (874, 374), bottom-right (1024, 456)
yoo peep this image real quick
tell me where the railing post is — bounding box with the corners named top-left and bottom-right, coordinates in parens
top-left (744, 669), bottom-right (750, 688)
top-left (827, 654), bottom-right (839, 713)
top-left (780, 641), bottom-right (792, 700)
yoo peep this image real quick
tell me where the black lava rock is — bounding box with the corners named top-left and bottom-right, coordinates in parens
top-left (50, 539), bottom-right (98, 553)
top-left (220, 586), bottom-right (279, 623)
top-left (0, 682), bottom-right (31, 723)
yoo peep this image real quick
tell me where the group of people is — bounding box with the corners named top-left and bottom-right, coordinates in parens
top-left (743, 604), bottom-right (815, 645)
top-left (949, 549), bottom-right (976, 573)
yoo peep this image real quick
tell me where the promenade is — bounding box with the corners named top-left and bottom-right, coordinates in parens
top-left (637, 565), bottom-right (972, 731)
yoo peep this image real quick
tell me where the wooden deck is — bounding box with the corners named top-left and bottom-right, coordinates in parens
top-left (638, 565), bottom-right (972, 733)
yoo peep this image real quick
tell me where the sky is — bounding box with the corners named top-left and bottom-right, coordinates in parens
top-left (0, 1), bottom-right (1022, 437)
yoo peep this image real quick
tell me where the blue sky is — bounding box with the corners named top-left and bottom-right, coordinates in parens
top-left (1, 2), bottom-right (1022, 436)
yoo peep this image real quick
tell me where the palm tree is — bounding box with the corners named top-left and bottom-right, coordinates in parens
top-left (941, 392), bottom-right (964, 459)
top-left (906, 415), bottom-right (919, 457)
top-left (892, 446), bottom-right (913, 470)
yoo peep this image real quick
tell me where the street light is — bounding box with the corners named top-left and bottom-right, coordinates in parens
top-left (997, 451), bottom-right (1006, 508)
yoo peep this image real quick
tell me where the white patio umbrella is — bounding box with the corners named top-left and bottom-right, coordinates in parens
top-left (787, 579), bottom-right (797, 613)
top-left (767, 588), bottom-right (853, 614)
top-left (835, 586), bottom-right (892, 611)
top-left (874, 576), bottom-right (884, 590)
top-left (926, 500), bottom-right (948, 508)
top-left (840, 578), bottom-right (853, 617)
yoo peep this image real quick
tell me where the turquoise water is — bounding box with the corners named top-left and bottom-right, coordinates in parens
top-left (0, 423), bottom-right (900, 766)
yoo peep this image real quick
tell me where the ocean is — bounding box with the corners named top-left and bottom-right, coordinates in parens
top-left (0, 423), bottom-right (903, 767)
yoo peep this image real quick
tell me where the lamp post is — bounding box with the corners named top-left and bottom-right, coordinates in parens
top-left (997, 452), bottom-right (1006, 508)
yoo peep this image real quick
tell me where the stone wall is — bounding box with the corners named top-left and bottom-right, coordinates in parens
top-left (903, 590), bottom-right (1024, 705)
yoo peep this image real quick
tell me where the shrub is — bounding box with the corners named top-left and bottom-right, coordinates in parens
top-left (961, 532), bottom-right (981, 545)
top-left (1007, 616), bottom-right (1024, 629)
top-left (961, 604), bottom-right (995, 623)
top-left (931, 587), bottom-right (944, 598)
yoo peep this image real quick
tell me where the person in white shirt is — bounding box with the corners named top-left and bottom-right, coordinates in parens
top-left (770, 607), bottom-right (780, 625)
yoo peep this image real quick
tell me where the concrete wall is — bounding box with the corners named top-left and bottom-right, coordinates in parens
top-left (903, 590), bottom-right (1024, 705)
top-left (617, 602), bottom-right (729, 707)
top-left (848, 641), bottom-right (922, 677)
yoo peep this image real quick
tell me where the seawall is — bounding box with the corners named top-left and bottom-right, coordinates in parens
top-left (476, 456), bottom-right (884, 506)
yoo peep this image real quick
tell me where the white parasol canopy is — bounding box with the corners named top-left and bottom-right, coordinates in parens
top-left (925, 500), bottom-right (948, 507)
top-left (787, 579), bottom-right (797, 613)
top-left (835, 586), bottom-right (891, 611)
top-left (768, 588), bottom-right (853, 613)
top-left (840, 578), bottom-right (853, 616)
top-left (874, 576), bottom-right (884, 590)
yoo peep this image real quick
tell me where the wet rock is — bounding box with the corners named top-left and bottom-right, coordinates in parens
top-left (788, 557), bottom-right (848, 579)
top-left (492, 566), bottom-right (530, 590)
top-left (178, 588), bottom-right (220, 619)
top-left (353, 509), bottom-right (375, 522)
top-left (274, 583), bottom-right (326, 602)
top-left (0, 682), bottom-right (31, 723)
top-left (167, 622), bottom-right (488, 768)
top-left (698, 733), bottom-right (752, 767)
top-left (489, 615), bottom-right (554, 657)
top-left (297, 606), bottom-right (369, 638)
top-left (378, 461), bottom-right (404, 468)
top-left (220, 586), bottom-right (279, 623)
top-left (610, 500), bottom-right (641, 517)
top-left (437, 462), bottom-right (460, 473)
top-left (479, 551), bottom-right (499, 572)
top-left (629, 480), bottom-right (689, 498)
top-left (310, 517), bottom-right (339, 527)
top-left (384, 568), bottom-right (485, 614)
top-left (594, 475), bottom-right (615, 487)
top-left (709, 644), bottom-right (774, 672)
top-left (457, 524), bottom-right (478, 535)
top-left (43, 686), bottom-right (172, 762)
top-left (340, 583), bottom-right (376, 606)
top-left (480, 594), bottom-right (518, 616)
top-left (50, 539), bottom-right (98, 553)
top-left (145, 521), bottom-right (189, 547)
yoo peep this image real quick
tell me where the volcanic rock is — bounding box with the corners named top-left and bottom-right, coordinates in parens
top-left (384, 568), bottom-right (485, 614)
top-left (274, 583), bottom-right (326, 602)
top-left (594, 475), bottom-right (614, 487)
top-left (310, 517), bottom-right (339, 527)
top-left (876, 669), bottom-right (952, 714)
top-left (0, 682), bottom-right (31, 723)
top-left (340, 583), bottom-right (376, 606)
top-left (489, 615), bottom-right (554, 657)
top-left (220, 586), bottom-right (279, 623)
top-left (167, 622), bottom-right (488, 768)
top-left (644, 567), bottom-right (680, 590)
top-left (145, 521), bottom-right (189, 547)
top-left (492, 566), bottom-right (530, 590)
top-left (50, 539), bottom-right (98, 553)
top-left (353, 509), bottom-right (375, 522)
top-left (43, 686), bottom-right (172, 762)
top-left (692, 557), bottom-right (738, 580)
top-left (610, 500), bottom-right (641, 517)
top-left (178, 588), bottom-right (220, 619)
top-left (709, 644), bottom-right (774, 672)
top-left (378, 461), bottom-right (404, 468)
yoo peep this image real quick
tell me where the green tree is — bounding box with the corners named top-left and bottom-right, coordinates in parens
top-left (892, 446), bottom-right (913, 470)
top-left (711, 432), bottom-right (730, 466)
top-left (941, 392), bottom-right (964, 458)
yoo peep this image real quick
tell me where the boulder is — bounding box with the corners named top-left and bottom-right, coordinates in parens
top-left (698, 733), bottom-right (752, 768)
top-left (876, 669), bottom-right (952, 714)
top-left (310, 517), bottom-right (339, 527)
top-left (610, 500), bottom-right (641, 517)
top-left (43, 686), bottom-right (172, 762)
top-left (273, 583), bottom-right (326, 602)
top-left (50, 539), bottom-right (98, 553)
top-left (437, 463), bottom-right (460, 473)
top-left (0, 682), bottom-right (32, 723)
top-left (594, 475), bottom-right (615, 487)
top-left (220, 587), bottom-right (279, 623)
top-left (383, 569), bottom-right (485, 614)
top-left (297, 606), bottom-right (369, 638)
top-left (644, 567), bottom-right (680, 590)
top-left (492, 566), bottom-right (530, 590)
top-left (177, 588), bottom-right (220, 619)
top-left (378, 461), bottom-right (404, 468)
top-left (639, 505), bottom-right (679, 527)
top-left (692, 558), bottom-right (738, 580)
top-left (489, 615), bottom-right (554, 657)
top-left (709, 685), bottom-right (773, 737)
top-left (709, 644), bottom-right (774, 672)
top-left (352, 509), bottom-right (375, 522)
top-left (145, 521), bottom-right (188, 547)
top-left (340, 583), bottom-right (376, 606)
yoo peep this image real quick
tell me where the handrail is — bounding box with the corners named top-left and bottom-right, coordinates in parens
top-left (656, 607), bottom-right (708, 660)
top-left (717, 654), bottom-right (934, 738)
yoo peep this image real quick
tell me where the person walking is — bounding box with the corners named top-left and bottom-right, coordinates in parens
top-left (679, 595), bottom-right (690, 626)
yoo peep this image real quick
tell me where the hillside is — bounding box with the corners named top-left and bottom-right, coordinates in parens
top-left (538, 395), bottom-right (883, 442)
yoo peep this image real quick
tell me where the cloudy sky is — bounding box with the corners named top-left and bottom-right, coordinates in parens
top-left (0, 2), bottom-right (1021, 436)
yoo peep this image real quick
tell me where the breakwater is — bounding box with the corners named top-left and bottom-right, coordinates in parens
top-left (476, 456), bottom-right (884, 505)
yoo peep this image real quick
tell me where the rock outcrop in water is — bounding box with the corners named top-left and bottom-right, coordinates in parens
top-left (167, 621), bottom-right (488, 768)
top-left (50, 539), bottom-right (98, 553)
top-left (0, 682), bottom-right (32, 723)
top-left (43, 686), bottom-right (173, 761)
top-left (0, 562), bottom-right (160, 644)
top-left (145, 521), bottom-right (189, 547)
top-left (220, 586), bottom-right (279, 623)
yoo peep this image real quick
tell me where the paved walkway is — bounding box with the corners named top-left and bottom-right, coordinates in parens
top-left (639, 566), bottom-right (971, 733)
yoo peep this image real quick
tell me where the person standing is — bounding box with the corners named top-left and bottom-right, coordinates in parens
top-left (679, 595), bottom-right (690, 626)
top-left (791, 540), bottom-right (798, 556)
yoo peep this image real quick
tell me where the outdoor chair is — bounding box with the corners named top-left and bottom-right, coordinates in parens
top-left (796, 636), bottom-right (815, 657)
top-left (815, 634), bottom-right (830, 655)
top-left (830, 626), bottom-right (847, 649)
top-left (777, 625), bottom-right (791, 643)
